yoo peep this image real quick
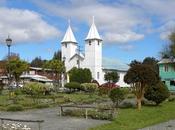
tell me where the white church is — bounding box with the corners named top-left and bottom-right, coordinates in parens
top-left (61, 18), bottom-right (129, 87)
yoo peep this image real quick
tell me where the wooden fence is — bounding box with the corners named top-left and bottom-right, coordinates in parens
top-left (59, 104), bottom-right (114, 120)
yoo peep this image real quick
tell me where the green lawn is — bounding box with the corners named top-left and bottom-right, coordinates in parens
top-left (90, 100), bottom-right (175, 130)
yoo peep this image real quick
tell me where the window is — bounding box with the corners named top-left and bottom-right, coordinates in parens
top-left (98, 41), bottom-right (100, 45)
top-left (65, 43), bottom-right (67, 48)
top-left (77, 60), bottom-right (79, 65)
top-left (164, 65), bottom-right (168, 72)
top-left (162, 81), bottom-right (165, 84)
top-left (170, 80), bottom-right (175, 86)
top-left (89, 40), bottom-right (91, 45)
top-left (97, 72), bottom-right (100, 79)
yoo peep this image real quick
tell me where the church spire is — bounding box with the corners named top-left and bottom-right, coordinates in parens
top-left (61, 19), bottom-right (77, 44)
top-left (85, 16), bottom-right (102, 41)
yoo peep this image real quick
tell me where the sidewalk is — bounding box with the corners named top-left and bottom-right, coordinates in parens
top-left (139, 120), bottom-right (175, 130)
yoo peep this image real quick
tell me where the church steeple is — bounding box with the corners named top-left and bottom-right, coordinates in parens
top-left (61, 20), bottom-right (77, 44)
top-left (85, 16), bottom-right (102, 41)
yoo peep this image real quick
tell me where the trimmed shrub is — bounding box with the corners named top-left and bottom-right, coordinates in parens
top-left (64, 82), bottom-right (81, 92)
top-left (6, 104), bottom-right (24, 111)
top-left (69, 67), bottom-right (92, 83)
top-left (109, 88), bottom-right (125, 107)
top-left (144, 81), bottom-right (170, 105)
top-left (80, 83), bottom-right (98, 93)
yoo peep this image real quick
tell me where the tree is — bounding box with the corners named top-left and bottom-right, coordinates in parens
top-left (6, 58), bottom-right (29, 87)
top-left (104, 71), bottom-right (119, 83)
top-left (124, 64), bottom-right (159, 110)
top-left (43, 59), bottom-right (65, 86)
top-left (129, 60), bottom-right (142, 67)
top-left (30, 57), bottom-right (46, 67)
top-left (143, 57), bottom-right (159, 74)
top-left (109, 88), bottom-right (125, 108)
top-left (160, 31), bottom-right (175, 58)
top-left (144, 81), bottom-right (170, 105)
top-left (53, 50), bottom-right (61, 61)
top-left (69, 67), bottom-right (92, 83)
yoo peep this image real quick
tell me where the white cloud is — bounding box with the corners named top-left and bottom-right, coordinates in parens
top-left (34, 0), bottom-right (146, 44)
top-left (0, 7), bottom-right (60, 44)
top-left (119, 45), bottom-right (134, 51)
top-left (103, 31), bottom-right (144, 43)
top-left (34, 0), bottom-right (175, 44)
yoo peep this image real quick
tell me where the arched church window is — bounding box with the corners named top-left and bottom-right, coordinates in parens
top-left (98, 41), bottom-right (100, 45)
top-left (97, 72), bottom-right (100, 79)
top-left (89, 40), bottom-right (91, 45)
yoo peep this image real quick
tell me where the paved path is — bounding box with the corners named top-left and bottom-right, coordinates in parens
top-left (0, 107), bottom-right (109, 130)
top-left (139, 120), bottom-right (175, 130)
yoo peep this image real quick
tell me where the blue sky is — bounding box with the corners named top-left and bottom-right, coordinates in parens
top-left (0, 0), bottom-right (175, 64)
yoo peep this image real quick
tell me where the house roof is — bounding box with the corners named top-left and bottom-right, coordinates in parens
top-left (158, 58), bottom-right (175, 64)
top-left (20, 74), bottom-right (53, 82)
top-left (61, 20), bottom-right (77, 44)
top-left (85, 17), bottom-right (102, 41)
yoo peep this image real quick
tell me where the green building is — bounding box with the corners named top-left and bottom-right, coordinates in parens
top-left (158, 58), bottom-right (175, 92)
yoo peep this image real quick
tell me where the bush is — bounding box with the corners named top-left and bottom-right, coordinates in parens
top-left (91, 80), bottom-right (100, 87)
top-left (22, 82), bottom-right (51, 97)
top-left (99, 83), bottom-right (119, 95)
top-left (109, 88), bottom-right (125, 107)
top-left (69, 67), bottom-right (92, 83)
top-left (6, 104), bottom-right (24, 111)
top-left (80, 83), bottom-right (98, 93)
top-left (144, 81), bottom-right (170, 105)
top-left (35, 104), bottom-right (49, 109)
top-left (64, 82), bottom-right (81, 92)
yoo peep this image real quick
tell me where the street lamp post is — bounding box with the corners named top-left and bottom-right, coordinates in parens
top-left (6, 36), bottom-right (12, 87)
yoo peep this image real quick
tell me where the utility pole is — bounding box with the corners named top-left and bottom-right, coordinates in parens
top-left (77, 45), bottom-right (83, 68)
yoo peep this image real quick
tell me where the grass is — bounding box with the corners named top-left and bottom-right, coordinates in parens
top-left (90, 100), bottom-right (175, 130)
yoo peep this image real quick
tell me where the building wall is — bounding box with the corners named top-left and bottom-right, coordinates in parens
top-left (159, 63), bottom-right (175, 91)
top-left (84, 39), bottom-right (103, 83)
top-left (61, 42), bottom-right (77, 72)
top-left (102, 69), bottom-right (129, 87)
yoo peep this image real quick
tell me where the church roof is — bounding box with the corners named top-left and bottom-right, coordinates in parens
top-left (85, 17), bottom-right (102, 41)
top-left (102, 58), bottom-right (129, 71)
top-left (61, 21), bottom-right (77, 44)
top-left (69, 53), bottom-right (85, 61)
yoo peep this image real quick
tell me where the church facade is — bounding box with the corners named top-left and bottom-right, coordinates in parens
top-left (61, 19), bottom-right (129, 87)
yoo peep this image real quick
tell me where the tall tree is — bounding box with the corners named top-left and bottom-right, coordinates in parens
top-left (143, 57), bottom-right (159, 74)
top-left (160, 31), bottom-right (175, 58)
top-left (30, 57), bottom-right (45, 67)
top-left (124, 64), bottom-right (159, 110)
top-left (6, 58), bottom-right (29, 87)
top-left (43, 59), bottom-right (65, 86)
top-left (53, 50), bottom-right (61, 61)
top-left (129, 60), bottom-right (142, 67)
top-left (104, 71), bottom-right (119, 83)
